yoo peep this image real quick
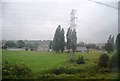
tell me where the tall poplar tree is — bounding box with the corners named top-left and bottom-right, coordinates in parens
top-left (72, 29), bottom-right (77, 52)
top-left (59, 28), bottom-right (65, 52)
top-left (105, 35), bottom-right (114, 53)
top-left (66, 27), bottom-right (77, 52)
top-left (53, 25), bottom-right (65, 52)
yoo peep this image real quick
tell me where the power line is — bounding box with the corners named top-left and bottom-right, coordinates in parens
top-left (88, 0), bottom-right (119, 10)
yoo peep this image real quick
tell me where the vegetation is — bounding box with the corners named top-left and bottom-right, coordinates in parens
top-left (2, 51), bottom-right (67, 75)
top-left (2, 40), bottom-right (39, 50)
top-left (104, 35), bottom-right (114, 53)
top-left (2, 8), bottom-right (119, 80)
top-left (52, 25), bottom-right (65, 52)
top-left (98, 53), bottom-right (109, 68)
top-left (2, 60), bottom-right (32, 79)
top-left (2, 50), bottom-right (118, 79)
top-left (17, 40), bottom-right (25, 48)
top-left (49, 41), bottom-right (53, 49)
top-left (76, 55), bottom-right (85, 64)
top-left (66, 27), bottom-right (77, 53)
top-left (109, 52), bottom-right (118, 68)
top-left (109, 33), bottom-right (119, 68)
top-left (115, 33), bottom-right (120, 52)
top-left (5, 41), bottom-right (17, 48)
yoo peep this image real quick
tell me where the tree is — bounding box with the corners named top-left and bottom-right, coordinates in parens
top-left (66, 28), bottom-right (77, 52)
top-left (53, 25), bottom-right (65, 52)
top-left (104, 35), bottom-right (114, 53)
top-left (109, 33), bottom-right (120, 68)
top-left (109, 52), bottom-right (118, 68)
top-left (5, 41), bottom-right (17, 48)
top-left (71, 29), bottom-right (77, 52)
top-left (17, 40), bottom-right (25, 48)
top-left (66, 27), bottom-right (72, 50)
top-left (53, 25), bottom-right (61, 52)
top-left (115, 33), bottom-right (120, 52)
top-left (66, 9), bottom-right (77, 53)
top-left (60, 28), bottom-right (65, 52)
top-left (49, 41), bottom-right (53, 49)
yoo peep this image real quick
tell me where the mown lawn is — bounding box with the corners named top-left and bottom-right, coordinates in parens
top-left (2, 50), bottom-right (118, 79)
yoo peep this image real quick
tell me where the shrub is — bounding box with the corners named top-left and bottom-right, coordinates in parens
top-left (25, 48), bottom-right (28, 51)
top-left (30, 48), bottom-right (33, 51)
top-left (98, 67), bottom-right (111, 73)
top-left (98, 53), bottom-right (109, 67)
top-left (51, 67), bottom-right (66, 75)
top-left (109, 52), bottom-right (118, 68)
top-left (2, 60), bottom-right (32, 79)
top-left (69, 59), bottom-right (76, 63)
top-left (38, 73), bottom-right (75, 79)
top-left (50, 67), bottom-right (85, 75)
top-left (76, 55), bottom-right (85, 64)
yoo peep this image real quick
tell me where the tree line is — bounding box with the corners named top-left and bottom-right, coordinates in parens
top-left (49, 25), bottom-right (77, 53)
top-left (2, 40), bottom-right (38, 50)
top-left (50, 24), bottom-right (119, 53)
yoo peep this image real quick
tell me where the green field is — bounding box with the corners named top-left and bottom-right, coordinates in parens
top-left (2, 51), bottom-right (68, 74)
top-left (2, 50), bottom-right (118, 79)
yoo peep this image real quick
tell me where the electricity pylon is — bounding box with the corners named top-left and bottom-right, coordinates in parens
top-left (70, 9), bottom-right (77, 31)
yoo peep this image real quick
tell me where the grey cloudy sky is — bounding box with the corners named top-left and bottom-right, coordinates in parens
top-left (1, 0), bottom-right (119, 43)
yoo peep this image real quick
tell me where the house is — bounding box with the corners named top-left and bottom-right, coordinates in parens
top-left (37, 40), bottom-right (50, 51)
top-left (76, 46), bottom-right (87, 52)
top-left (64, 46), bottom-right (87, 53)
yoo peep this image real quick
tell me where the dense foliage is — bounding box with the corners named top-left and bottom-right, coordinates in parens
top-left (109, 33), bottom-right (120, 68)
top-left (76, 55), bottom-right (85, 64)
top-left (2, 60), bottom-right (32, 79)
top-left (104, 35), bottom-right (114, 53)
top-left (5, 41), bottom-right (17, 48)
top-left (115, 33), bottom-right (120, 53)
top-left (109, 52), bottom-right (118, 68)
top-left (52, 25), bottom-right (65, 52)
top-left (66, 27), bottom-right (77, 52)
top-left (17, 40), bottom-right (25, 48)
top-left (98, 54), bottom-right (109, 67)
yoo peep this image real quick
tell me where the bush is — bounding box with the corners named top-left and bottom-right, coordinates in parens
top-left (98, 54), bottom-right (109, 67)
top-left (109, 52), bottom-right (118, 68)
top-left (38, 73), bottom-right (75, 79)
top-left (25, 48), bottom-right (28, 51)
top-left (30, 48), bottom-right (33, 51)
top-left (50, 67), bottom-right (85, 75)
top-left (98, 67), bottom-right (111, 73)
top-left (76, 55), bottom-right (85, 64)
top-left (2, 60), bottom-right (32, 79)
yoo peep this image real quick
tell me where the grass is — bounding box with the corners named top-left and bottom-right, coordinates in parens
top-left (2, 51), bottom-right (67, 75)
top-left (2, 50), bottom-right (118, 79)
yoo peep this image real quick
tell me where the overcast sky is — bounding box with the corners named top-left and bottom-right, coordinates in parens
top-left (1, 0), bottom-right (119, 43)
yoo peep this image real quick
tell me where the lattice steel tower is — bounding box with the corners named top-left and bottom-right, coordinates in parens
top-left (70, 9), bottom-right (77, 31)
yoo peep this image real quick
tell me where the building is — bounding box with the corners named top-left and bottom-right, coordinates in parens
top-left (37, 40), bottom-right (50, 51)
top-left (76, 46), bottom-right (87, 52)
